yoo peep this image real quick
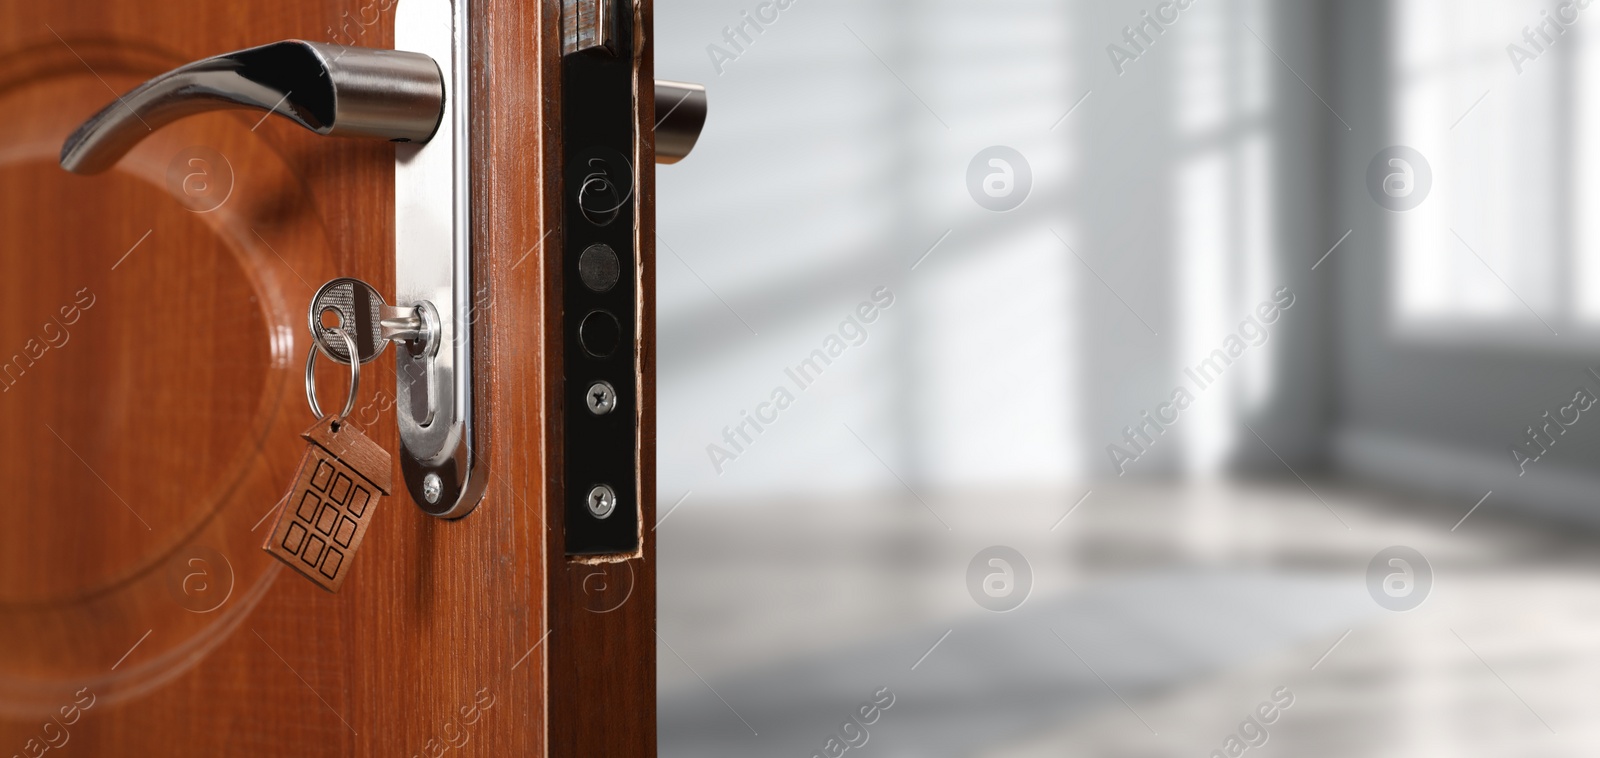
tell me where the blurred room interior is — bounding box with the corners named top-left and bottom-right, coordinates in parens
top-left (654, 0), bottom-right (1600, 754)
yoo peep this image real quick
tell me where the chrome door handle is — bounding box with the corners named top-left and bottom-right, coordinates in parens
top-left (59, 40), bottom-right (444, 174)
top-left (56, 24), bottom-right (474, 516)
top-left (654, 80), bottom-right (706, 164)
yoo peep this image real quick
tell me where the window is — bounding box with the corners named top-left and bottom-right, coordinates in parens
top-left (1173, 0), bottom-right (1275, 474)
top-left (1390, 0), bottom-right (1583, 336)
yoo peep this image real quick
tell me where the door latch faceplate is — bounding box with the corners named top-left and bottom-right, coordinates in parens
top-left (563, 0), bottom-right (641, 555)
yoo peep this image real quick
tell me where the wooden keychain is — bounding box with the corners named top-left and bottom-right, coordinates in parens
top-left (262, 326), bottom-right (392, 592)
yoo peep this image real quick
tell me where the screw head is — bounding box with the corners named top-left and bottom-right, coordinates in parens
top-left (586, 484), bottom-right (617, 519)
top-left (585, 381), bottom-right (617, 415)
top-left (423, 473), bottom-right (443, 504)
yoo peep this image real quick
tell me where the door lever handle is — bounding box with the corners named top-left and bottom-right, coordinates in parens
top-left (653, 80), bottom-right (706, 164)
top-left (59, 40), bottom-right (444, 175)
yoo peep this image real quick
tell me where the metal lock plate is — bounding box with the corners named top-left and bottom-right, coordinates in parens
top-left (394, 0), bottom-right (484, 518)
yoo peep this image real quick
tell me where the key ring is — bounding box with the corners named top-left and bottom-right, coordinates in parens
top-left (305, 326), bottom-right (360, 421)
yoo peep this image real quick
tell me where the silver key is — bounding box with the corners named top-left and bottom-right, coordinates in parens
top-left (309, 277), bottom-right (440, 426)
top-left (309, 278), bottom-right (389, 364)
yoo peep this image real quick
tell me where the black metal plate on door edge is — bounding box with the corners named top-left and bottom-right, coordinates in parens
top-left (562, 5), bottom-right (640, 556)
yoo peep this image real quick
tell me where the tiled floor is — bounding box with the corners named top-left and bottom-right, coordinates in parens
top-left (659, 478), bottom-right (1600, 756)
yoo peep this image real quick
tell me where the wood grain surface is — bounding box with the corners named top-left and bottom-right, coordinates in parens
top-left (0, 0), bottom-right (656, 755)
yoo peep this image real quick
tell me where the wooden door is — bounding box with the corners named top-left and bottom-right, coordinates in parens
top-left (0, 1), bottom-right (655, 756)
